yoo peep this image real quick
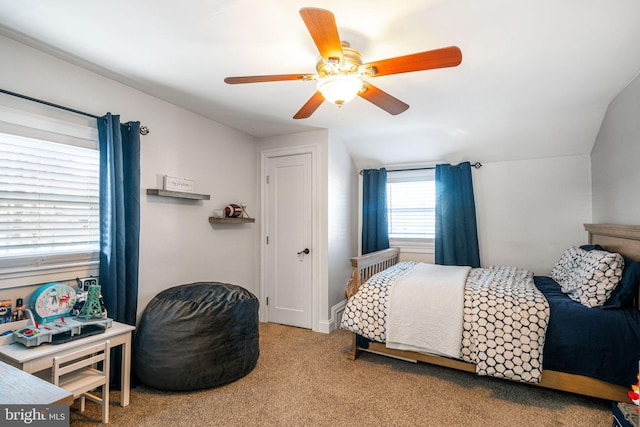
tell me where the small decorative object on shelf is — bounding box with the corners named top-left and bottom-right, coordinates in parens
top-left (225, 204), bottom-right (243, 218)
top-left (240, 202), bottom-right (251, 219)
top-left (163, 175), bottom-right (195, 193)
top-left (211, 202), bottom-right (254, 224)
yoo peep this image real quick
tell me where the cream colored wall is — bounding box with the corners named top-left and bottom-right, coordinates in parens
top-left (0, 36), bottom-right (260, 319)
top-left (327, 132), bottom-right (358, 328)
top-left (397, 250), bottom-right (435, 264)
top-left (474, 155), bottom-right (592, 275)
top-left (591, 72), bottom-right (640, 223)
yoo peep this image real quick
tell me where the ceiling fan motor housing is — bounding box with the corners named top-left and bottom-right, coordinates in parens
top-left (315, 42), bottom-right (363, 78)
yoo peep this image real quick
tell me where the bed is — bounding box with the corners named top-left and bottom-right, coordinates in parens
top-left (341, 223), bottom-right (640, 402)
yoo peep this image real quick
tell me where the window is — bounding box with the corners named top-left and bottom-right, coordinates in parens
top-left (386, 169), bottom-right (435, 246)
top-left (0, 97), bottom-right (99, 288)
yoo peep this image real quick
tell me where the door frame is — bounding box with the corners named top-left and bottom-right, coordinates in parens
top-left (260, 145), bottom-right (320, 331)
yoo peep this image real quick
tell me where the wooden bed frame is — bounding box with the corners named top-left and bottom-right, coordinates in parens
top-left (346, 223), bottom-right (640, 402)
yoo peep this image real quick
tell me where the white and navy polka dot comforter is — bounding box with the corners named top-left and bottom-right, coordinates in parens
top-left (340, 262), bottom-right (550, 383)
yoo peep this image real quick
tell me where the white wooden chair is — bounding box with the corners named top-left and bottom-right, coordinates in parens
top-left (52, 340), bottom-right (110, 424)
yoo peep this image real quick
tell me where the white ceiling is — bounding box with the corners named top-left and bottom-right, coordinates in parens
top-left (1, 0), bottom-right (640, 169)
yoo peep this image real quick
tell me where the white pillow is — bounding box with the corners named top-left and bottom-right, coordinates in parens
top-left (551, 247), bottom-right (624, 308)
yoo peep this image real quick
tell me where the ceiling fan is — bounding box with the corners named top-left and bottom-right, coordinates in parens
top-left (224, 7), bottom-right (462, 119)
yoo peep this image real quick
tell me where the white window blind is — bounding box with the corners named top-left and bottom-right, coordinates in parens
top-left (387, 169), bottom-right (436, 241)
top-left (0, 96), bottom-right (99, 288)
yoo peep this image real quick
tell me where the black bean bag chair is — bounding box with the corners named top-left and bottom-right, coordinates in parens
top-left (133, 282), bottom-right (259, 391)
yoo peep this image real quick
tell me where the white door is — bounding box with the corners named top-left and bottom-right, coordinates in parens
top-left (265, 153), bottom-right (313, 328)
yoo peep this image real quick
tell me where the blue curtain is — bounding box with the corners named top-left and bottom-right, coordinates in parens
top-left (362, 168), bottom-right (389, 254)
top-left (98, 113), bottom-right (140, 325)
top-left (435, 162), bottom-right (480, 267)
top-left (98, 113), bottom-right (140, 388)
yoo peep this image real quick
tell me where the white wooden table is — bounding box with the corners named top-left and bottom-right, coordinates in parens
top-left (0, 360), bottom-right (73, 405)
top-left (0, 321), bottom-right (135, 407)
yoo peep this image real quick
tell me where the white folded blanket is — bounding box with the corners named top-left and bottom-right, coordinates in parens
top-left (386, 263), bottom-right (471, 358)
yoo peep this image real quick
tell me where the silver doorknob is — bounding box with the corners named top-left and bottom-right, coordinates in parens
top-left (297, 248), bottom-right (310, 255)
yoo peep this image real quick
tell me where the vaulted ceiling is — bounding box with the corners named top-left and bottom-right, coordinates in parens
top-left (1, 1), bottom-right (640, 169)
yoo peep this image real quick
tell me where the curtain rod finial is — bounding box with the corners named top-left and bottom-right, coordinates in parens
top-left (139, 126), bottom-right (149, 135)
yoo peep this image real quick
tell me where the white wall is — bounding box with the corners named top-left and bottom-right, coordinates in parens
top-left (139, 109), bottom-right (259, 315)
top-left (0, 36), bottom-right (260, 319)
top-left (327, 131), bottom-right (358, 327)
top-left (474, 155), bottom-right (592, 274)
top-left (591, 72), bottom-right (640, 223)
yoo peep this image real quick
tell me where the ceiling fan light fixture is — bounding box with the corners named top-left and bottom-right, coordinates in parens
top-left (316, 75), bottom-right (363, 105)
top-left (225, 8), bottom-right (462, 119)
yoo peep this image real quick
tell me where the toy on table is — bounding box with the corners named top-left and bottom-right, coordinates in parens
top-left (77, 284), bottom-right (105, 320)
top-left (0, 300), bottom-right (12, 324)
top-left (71, 277), bottom-right (107, 318)
top-left (10, 281), bottom-right (112, 348)
top-left (12, 298), bottom-right (25, 321)
top-left (31, 282), bottom-right (78, 324)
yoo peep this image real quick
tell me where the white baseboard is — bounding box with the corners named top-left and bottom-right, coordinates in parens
top-left (317, 299), bottom-right (347, 333)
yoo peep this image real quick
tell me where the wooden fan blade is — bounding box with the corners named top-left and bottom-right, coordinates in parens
top-left (362, 46), bottom-right (462, 77)
top-left (293, 91), bottom-right (325, 119)
top-left (358, 81), bottom-right (409, 115)
top-left (299, 8), bottom-right (343, 63)
top-left (224, 74), bottom-right (314, 84)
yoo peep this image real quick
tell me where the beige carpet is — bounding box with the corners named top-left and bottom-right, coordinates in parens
top-left (70, 323), bottom-right (612, 426)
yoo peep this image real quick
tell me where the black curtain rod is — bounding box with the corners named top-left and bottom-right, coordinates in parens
top-left (360, 162), bottom-right (482, 175)
top-left (0, 88), bottom-right (149, 135)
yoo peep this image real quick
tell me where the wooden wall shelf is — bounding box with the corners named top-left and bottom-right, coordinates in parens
top-left (146, 189), bottom-right (210, 200)
top-left (209, 217), bottom-right (255, 224)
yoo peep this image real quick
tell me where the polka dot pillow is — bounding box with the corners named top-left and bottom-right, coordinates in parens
top-left (550, 246), bottom-right (582, 294)
top-left (551, 246), bottom-right (624, 308)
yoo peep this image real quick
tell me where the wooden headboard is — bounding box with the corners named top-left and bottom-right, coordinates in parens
top-left (584, 223), bottom-right (640, 309)
top-left (584, 224), bottom-right (640, 262)
top-left (346, 248), bottom-right (399, 298)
